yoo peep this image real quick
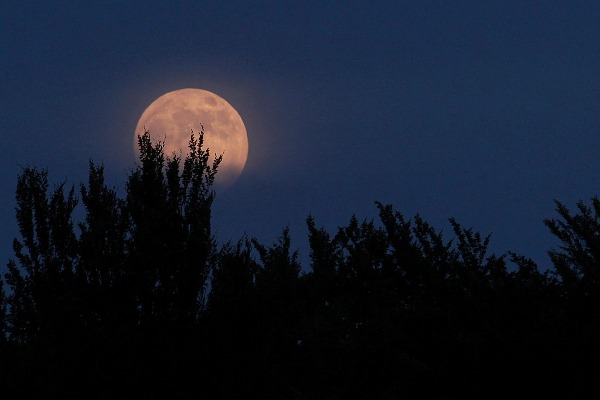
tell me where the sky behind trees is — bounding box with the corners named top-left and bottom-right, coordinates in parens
top-left (2, 1), bottom-right (600, 269)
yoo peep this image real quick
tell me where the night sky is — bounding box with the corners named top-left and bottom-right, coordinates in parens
top-left (2, 1), bottom-right (600, 272)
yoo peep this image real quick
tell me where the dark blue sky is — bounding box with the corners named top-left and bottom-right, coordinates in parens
top-left (2, 1), bottom-right (600, 270)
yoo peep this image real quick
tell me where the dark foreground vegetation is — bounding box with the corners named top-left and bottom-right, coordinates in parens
top-left (1, 131), bottom-right (600, 399)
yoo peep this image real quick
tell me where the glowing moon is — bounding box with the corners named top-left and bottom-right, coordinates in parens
top-left (134, 88), bottom-right (248, 187)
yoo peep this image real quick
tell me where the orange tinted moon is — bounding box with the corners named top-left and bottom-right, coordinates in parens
top-left (134, 88), bottom-right (248, 187)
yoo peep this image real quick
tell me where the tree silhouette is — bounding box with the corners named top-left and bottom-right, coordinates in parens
top-left (543, 197), bottom-right (600, 398)
top-left (1, 131), bottom-right (600, 398)
top-left (126, 131), bottom-right (219, 329)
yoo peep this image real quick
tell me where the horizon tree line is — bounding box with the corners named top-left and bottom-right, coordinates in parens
top-left (0, 129), bottom-right (599, 399)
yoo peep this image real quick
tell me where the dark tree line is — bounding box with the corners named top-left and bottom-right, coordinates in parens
top-left (1, 130), bottom-right (600, 399)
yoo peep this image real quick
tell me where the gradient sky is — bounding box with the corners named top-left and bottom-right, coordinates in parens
top-left (2, 1), bottom-right (600, 271)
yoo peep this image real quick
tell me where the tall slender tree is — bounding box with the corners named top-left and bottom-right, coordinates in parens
top-left (5, 168), bottom-right (78, 343)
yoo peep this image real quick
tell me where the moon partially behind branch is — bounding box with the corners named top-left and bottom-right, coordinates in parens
top-left (134, 88), bottom-right (249, 187)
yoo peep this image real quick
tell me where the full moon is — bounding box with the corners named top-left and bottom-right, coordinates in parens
top-left (134, 88), bottom-right (248, 187)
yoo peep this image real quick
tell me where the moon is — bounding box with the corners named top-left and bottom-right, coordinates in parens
top-left (134, 88), bottom-right (248, 187)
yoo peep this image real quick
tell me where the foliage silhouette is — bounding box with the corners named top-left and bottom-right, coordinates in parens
top-left (1, 130), bottom-right (600, 398)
